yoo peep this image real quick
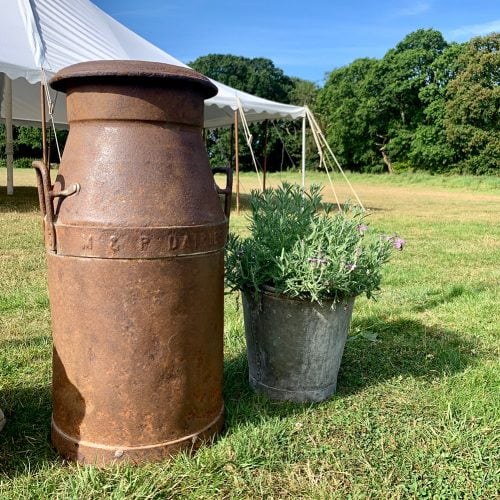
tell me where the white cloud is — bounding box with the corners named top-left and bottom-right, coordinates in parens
top-left (449, 19), bottom-right (500, 39)
top-left (396, 2), bottom-right (431, 17)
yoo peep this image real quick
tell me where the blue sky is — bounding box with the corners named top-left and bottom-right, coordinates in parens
top-left (94, 0), bottom-right (500, 84)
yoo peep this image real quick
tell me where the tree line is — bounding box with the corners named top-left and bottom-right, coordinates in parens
top-left (318, 29), bottom-right (499, 175)
top-left (1, 29), bottom-right (498, 174)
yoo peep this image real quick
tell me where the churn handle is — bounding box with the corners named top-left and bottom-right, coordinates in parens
top-left (32, 161), bottom-right (56, 251)
top-left (212, 166), bottom-right (233, 220)
top-left (32, 161), bottom-right (81, 252)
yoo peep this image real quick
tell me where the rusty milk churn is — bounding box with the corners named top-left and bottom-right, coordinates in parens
top-left (33, 60), bottom-right (232, 465)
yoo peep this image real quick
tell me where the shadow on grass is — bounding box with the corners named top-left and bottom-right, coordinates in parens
top-left (0, 186), bottom-right (40, 213)
top-left (222, 316), bottom-right (478, 426)
top-left (0, 320), bottom-right (477, 476)
top-left (338, 317), bottom-right (477, 396)
top-left (0, 384), bottom-right (58, 477)
top-left (410, 284), bottom-right (491, 313)
top-left (0, 337), bottom-right (84, 477)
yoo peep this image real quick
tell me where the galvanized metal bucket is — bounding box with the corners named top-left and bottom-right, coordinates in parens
top-left (242, 288), bottom-right (355, 402)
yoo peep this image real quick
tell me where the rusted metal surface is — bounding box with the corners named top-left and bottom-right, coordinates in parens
top-left (34, 60), bottom-right (230, 465)
top-left (33, 161), bottom-right (79, 251)
top-left (212, 166), bottom-right (233, 220)
top-left (48, 252), bottom-right (224, 464)
top-left (54, 222), bottom-right (228, 259)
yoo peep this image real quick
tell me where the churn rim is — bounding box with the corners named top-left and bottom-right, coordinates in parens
top-left (50, 60), bottom-right (218, 99)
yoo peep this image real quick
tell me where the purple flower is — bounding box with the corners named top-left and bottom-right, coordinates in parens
top-left (392, 237), bottom-right (406, 250)
top-left (346, 263), bottom-right (357, 271)
top-left (384, 235), bottom-right (406, 250)
top-left (357, 224), bottom-right (369, 234)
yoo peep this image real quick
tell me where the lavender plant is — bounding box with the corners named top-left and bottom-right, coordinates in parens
top-left (225, 183), bottom-right (404, 303)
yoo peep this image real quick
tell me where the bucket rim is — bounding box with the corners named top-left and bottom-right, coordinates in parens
top-left (242, 285), bottom-right (355, 305)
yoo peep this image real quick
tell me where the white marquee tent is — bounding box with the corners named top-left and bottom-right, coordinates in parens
top-left (1, 0), bottom-right (366, 212)
top-left (0, 0), bottom-right (311, 198)
top-left (0, 0), bottom-right (306, 129)
top-left (0, 0), bottom-right (364, 209)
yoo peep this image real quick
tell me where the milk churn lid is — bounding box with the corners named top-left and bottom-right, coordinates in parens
top-left (50, 60), bottom-right (218, 99)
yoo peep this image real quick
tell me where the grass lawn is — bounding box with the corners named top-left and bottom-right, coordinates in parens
top-left (0, 167), bottom-right (499, 498)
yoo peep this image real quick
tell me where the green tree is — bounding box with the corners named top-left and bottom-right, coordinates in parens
top-left (317, 58), bottom-right (381, 171)
top-left (444, 33), bottom-right (500, 174)
top-left (288, 77), bottom-right (319, 106)
top-left (318, 29), bottom-right (450, 173)
top-left (409, 43), bottom-right (466, 171)
top-left (374, 29), bottom-right (449, 171)
top-left (0, 124), bottom-right (67, 165)
top-left (190, 54), bottom-right (310, 171)
top-left (191, 54), bottom-right (293, 102)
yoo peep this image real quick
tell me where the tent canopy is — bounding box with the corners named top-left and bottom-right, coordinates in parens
top-left (0, 0), bottom-right (305, 129)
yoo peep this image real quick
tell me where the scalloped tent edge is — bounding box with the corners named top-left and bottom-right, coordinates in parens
top-left (1, 0), bottom-right (365, 208)
top-left (0, 0), bottom-right (305, 129)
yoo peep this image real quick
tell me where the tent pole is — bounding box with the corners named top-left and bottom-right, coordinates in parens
top-left (41, 83), bottom-right (48, 166)
top-left (301, 114), bottom-right (306, 189)
top-left (262, 120), bottom-right (268, 191)
top-left (47, 126), bottom-right (51, 166)
top-left (5, 76), bottom-right (13, 195)
top-left (234, 110), bottom-right (240, 214)
top-left (230, 124), bottom-right (234, 168)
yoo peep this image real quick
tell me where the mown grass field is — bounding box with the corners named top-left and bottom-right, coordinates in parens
top-left (0, 167), bottom-right (499, 498)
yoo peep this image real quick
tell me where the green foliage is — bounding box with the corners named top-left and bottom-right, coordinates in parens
top-left (15, 126), bottom-right (43, 150)
top-left (288, 77), bottom-right (319, 106)
top-left (409, 43), bottom-right (466, 171)
top-left (318, 29), bottom-right (449, 173)
top-left (0, 125), bottom-right (43, 159)
top-left (191, 54), bottom-right (294, 102)
top-left (225, 183), bottom-right (395, 302)
top-left (189, 54), bottom-right (293, 102)
top-left (2, 31), bottom-right (497, 177)
top-left (190, 54), bottom-right (318, 172)
top-left (317, 30), bottom-right (499, 175)
top-left (444, 33), bottom-right (500, 174)
top-left (316, 58), bottom-right (381, 171)
top-left (0, 124), bottom-right (5, 158)
top-left (14, 157), bottom-right (38, 169)
top-left (0, 124), bottom-right (67, 164)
